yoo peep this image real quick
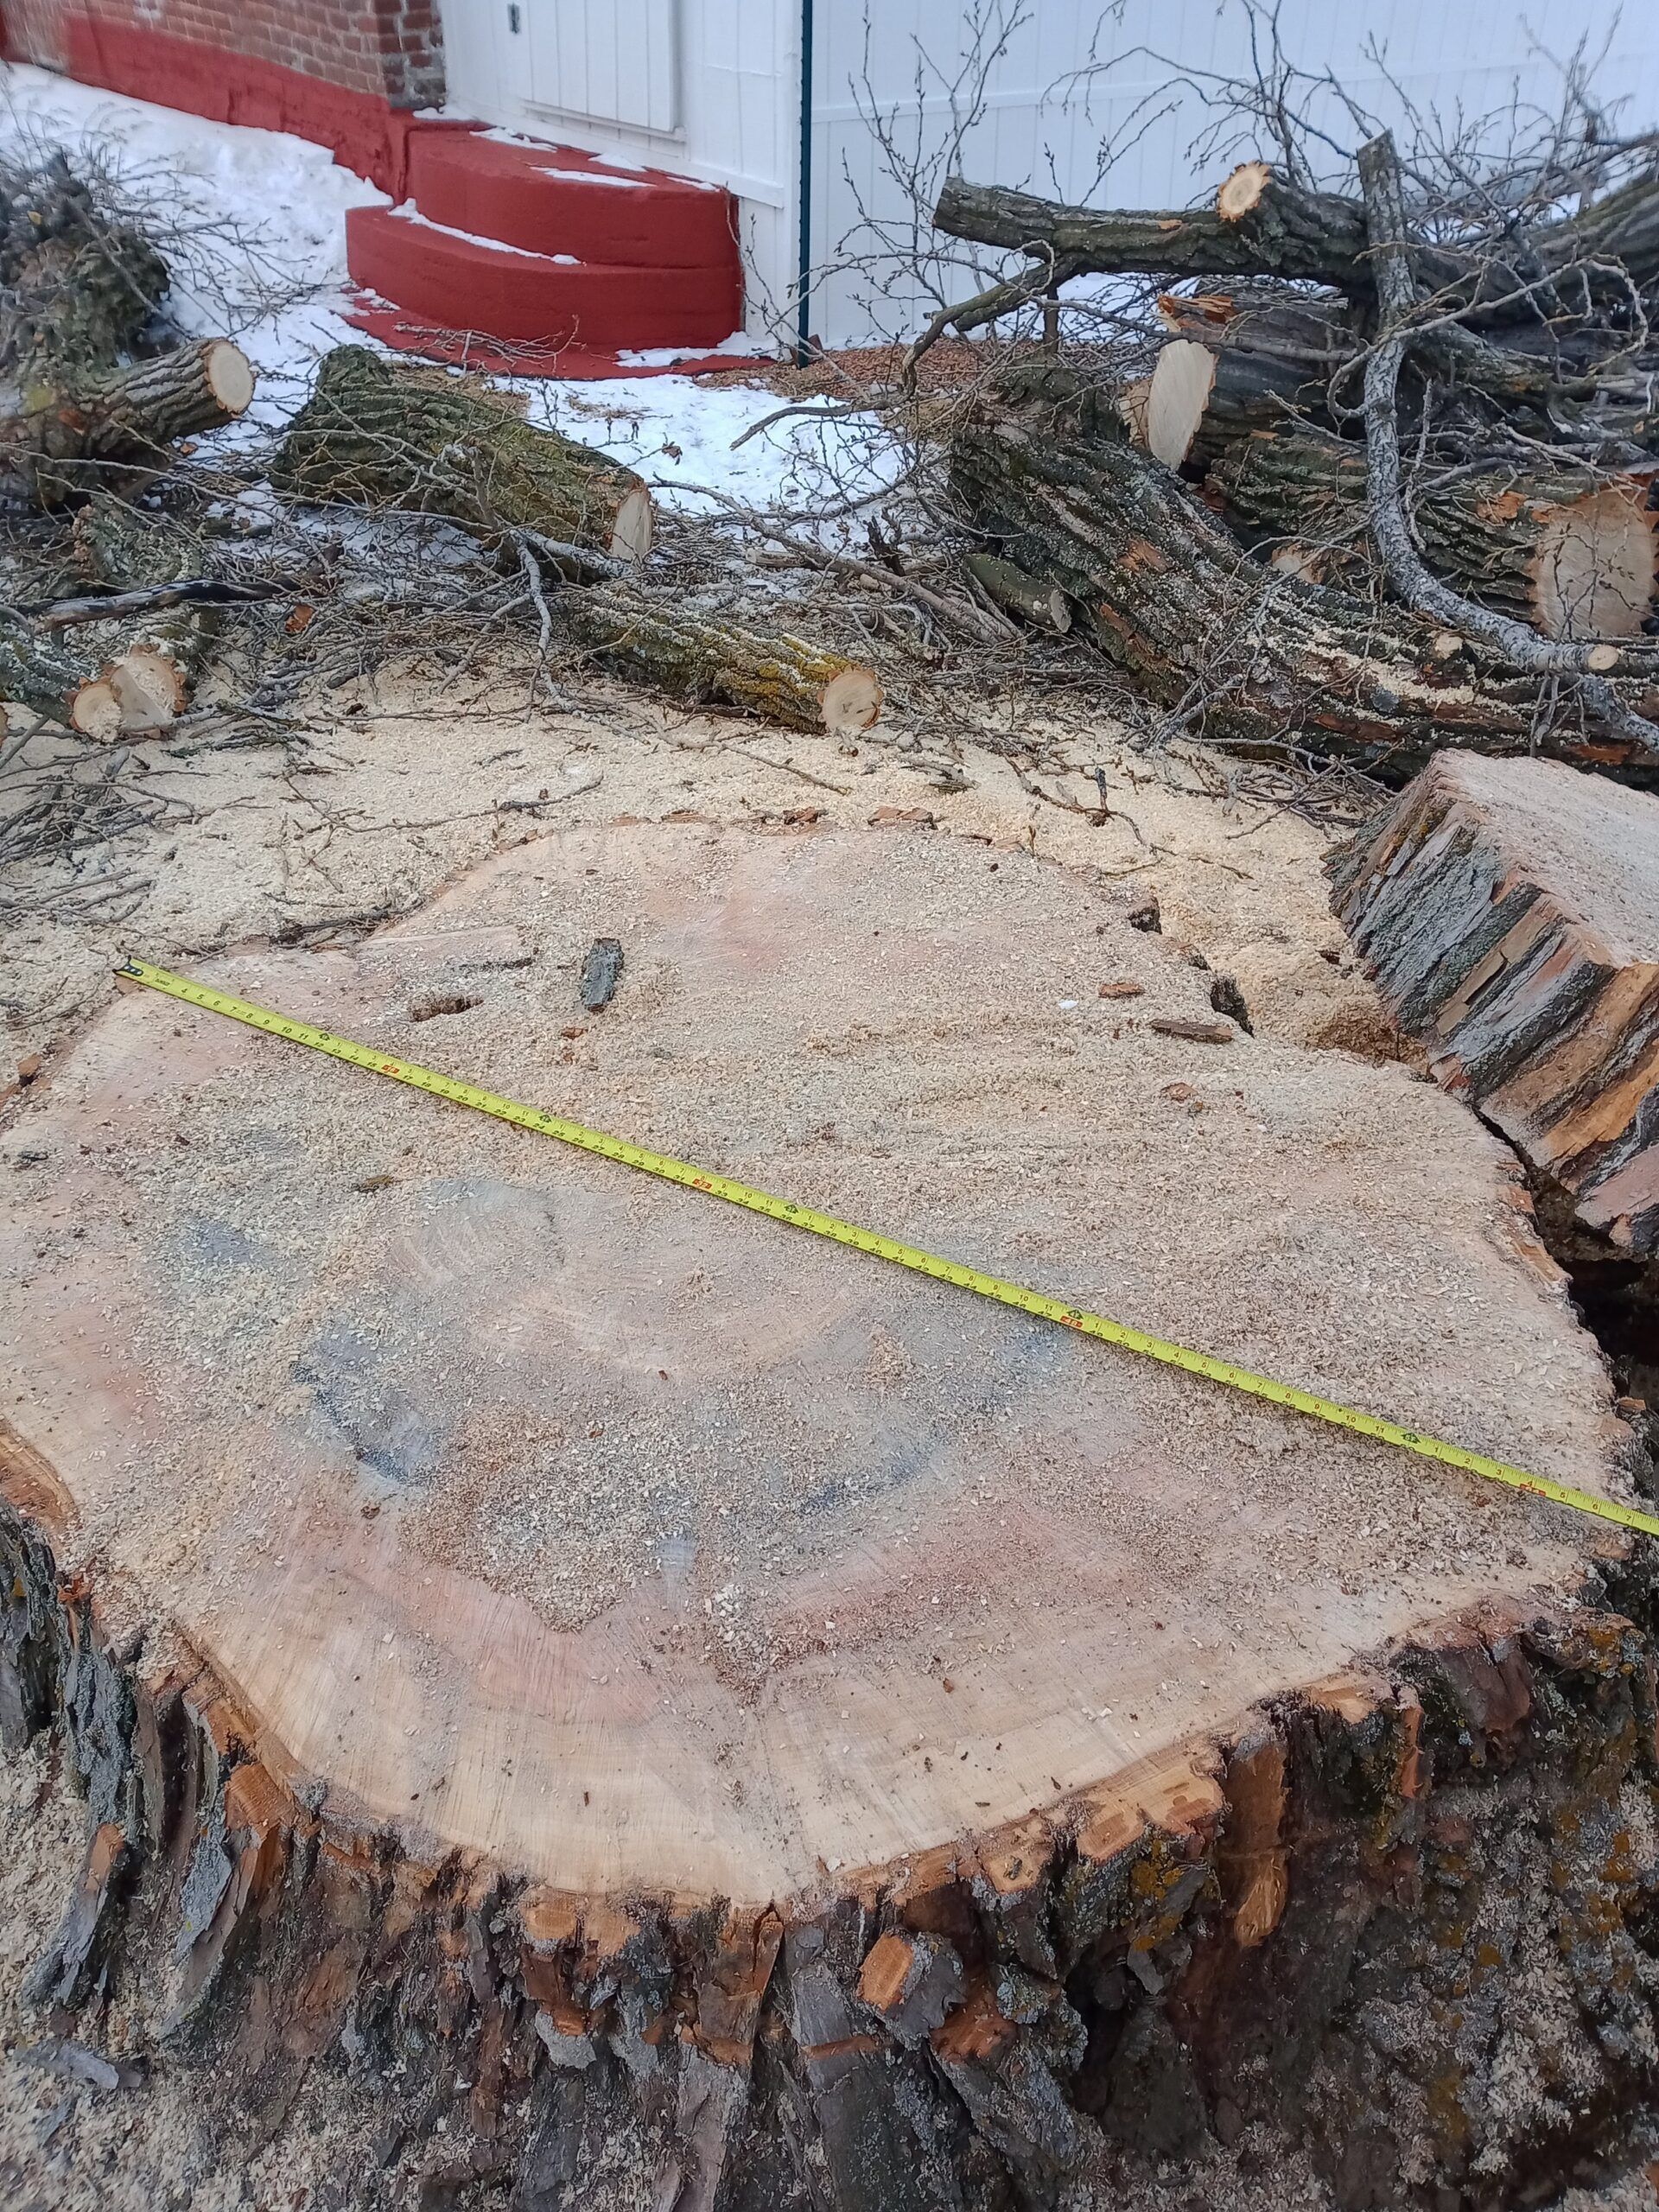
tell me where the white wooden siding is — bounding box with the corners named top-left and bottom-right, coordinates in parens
top-left (443, 0), bottom-right (797, 339)
top-left (527, 0), bottom-right (682, 134)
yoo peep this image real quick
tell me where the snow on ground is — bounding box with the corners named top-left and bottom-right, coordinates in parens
top-left (0, 62), bottom-right (905, 528)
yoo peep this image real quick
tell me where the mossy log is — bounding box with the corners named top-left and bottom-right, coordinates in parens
top-left (1210, 425), bottom-right (1659, 639)
top-left (0, 339), bottom-right (254, 510)
top-left (273, 345), bottom-right (653, 560)
top-left (561, 580), bottom-right (883, 733)
top-left (949, 419), bottom-right (1659, 779)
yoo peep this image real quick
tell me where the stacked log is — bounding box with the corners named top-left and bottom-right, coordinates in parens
top-left (273, 345), bottom-right (655, 560)
top-left (1210, 426), bottom-right (1659, 637)
top-left (1332, 752), bottom-right (1659, 1254)
top-left (0, 338), bottom-right (255, 510)
top-left (949, 417), bottom-right (1659, 778)
top-left (935, 158), bottom-right (1659, 315)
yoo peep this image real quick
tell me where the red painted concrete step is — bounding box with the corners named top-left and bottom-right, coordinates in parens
top-left (345, 203), bottom-right (743, 353)
top-left (405, 131), bottom-right (736, 269)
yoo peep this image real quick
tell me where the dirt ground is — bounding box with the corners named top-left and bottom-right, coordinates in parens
top-left (1, 668), bottom-right (1637, 2209)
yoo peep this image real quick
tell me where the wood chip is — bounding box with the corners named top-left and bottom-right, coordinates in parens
top-left (1149, 1017), bottom-right (1235, 1043)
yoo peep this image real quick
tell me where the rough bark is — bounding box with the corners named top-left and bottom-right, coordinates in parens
top-left (935, 160), bottom-right (1659, 311)
top-left (934, 168), bottom-right (1371, 288)
top-left (10, 1460), bottom-right (1659, 2206)
top-left (1154, 283), bottom-right (1355, 368)
top-left (46, 493), bottom-right (219, 734)
top-left (949, 418), bottom-right (1659, 779)
top-left (0, 607), bottom-right (108, 734)
top-left (963, 550), bottom-right (1071, 632)
top-left (561, 581), bottom-right (883, 734)
top-left (0, 149), bottom-right (168, 377)
top-left (1332, 752), bottom-right (1659, 1255)
top-left (0, 339), bottom-right (255, 510)
top-left (1209, 425), bottom-right (1659, 638)
top-left (273, 345), bottom-right (653, 560)
top-left (1355, 129), bottom-right (1659, 757)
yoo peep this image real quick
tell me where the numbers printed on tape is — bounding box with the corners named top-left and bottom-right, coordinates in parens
top-left (115, 955), bottom-right (1659, 1544)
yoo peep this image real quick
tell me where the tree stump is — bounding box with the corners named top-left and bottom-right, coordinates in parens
top-left (2, 823), bottom-right (1650, 2202)
top-left (1332, 753), bottom-right (1659, 1255)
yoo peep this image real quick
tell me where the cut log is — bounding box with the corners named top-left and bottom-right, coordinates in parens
top-left (949, 418), bottom-right (1659, 777)
top-left (1209, 426), bottom-right (1659, 639)
top-left (61, 493), bottom-right (221, 732)
top-left (934, 169), bottom-right (1370, 289)
top-left (1154, 283), bottom-right (1354, 368)
top-left (0, 339), bottom-right (254, 510)
top-left (963, 550), bottom-right (1071, 632)
top-left (1332, 753), bottom-right (1659, 1253)
top-left (3, 819), bottom-right (1646, 2201)
top-left (273, 345), bottom-right (653, 560)
top-left (0, 607), bottom-right (108, 734)
top-left (1144, 338), bottom-right (1323, 474)
top-left (936, 163), bottom-right (1659, 314)
top-left (561, 581), bottom-right (882, 732)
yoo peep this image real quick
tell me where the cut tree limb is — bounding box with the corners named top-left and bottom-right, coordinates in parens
top-left (1209, 426), bottom-right (1659, 639)
top-left (0, 339), bottom-right (254, 509)
top-left (275, 346), bottom-right (653, 560)
top-left (62, 493), bottom-right (220, 734)
top-left (1145, 338), bottom-right (1325, 473)
top-left (962, 550), bottom-right (1071, 633)
top-left (948, 418), bottom-right (1659, 778)
top-left (1355, 130), bottom-right (1659, 756)
top-left (935, 162), bottom-right (1659, 315)
top-left (1332, 752), bottom-right (1659, 1254)
top-left (561, 582), bottom-right (883, 734)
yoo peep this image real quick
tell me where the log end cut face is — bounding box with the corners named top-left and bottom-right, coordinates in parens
top-left (2, 823), bottom-right (1632, 1904)
top-left (1333, 753), bottom-right (1659, 1252)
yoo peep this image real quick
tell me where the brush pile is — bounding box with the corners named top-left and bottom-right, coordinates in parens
top-left (933, 130), bottom-right (1659, 779)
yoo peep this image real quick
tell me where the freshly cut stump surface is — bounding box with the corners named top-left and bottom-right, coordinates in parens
top-left (1333, 753), bottom-right (1659, 1255)
top-left (1, 822), bottom-right (1633, 1905)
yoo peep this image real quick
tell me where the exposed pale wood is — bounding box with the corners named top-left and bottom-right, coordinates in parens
top-left (2, 821), bottom-right (1650, 2202)
top-left (1209, 426), bottom-right (1659, 639)
top-left (1145, 337), bottom-right (1322, 474)
top-left (562, 581), bottom-right (883, 732)
top-left (934, 166), bottom-right (1659, 311)
top-left (1332, 753), bottom-right (1659, 1253)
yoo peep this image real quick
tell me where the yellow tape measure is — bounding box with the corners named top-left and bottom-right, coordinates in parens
top-left (116, 955), bottom-right (1659, 1542)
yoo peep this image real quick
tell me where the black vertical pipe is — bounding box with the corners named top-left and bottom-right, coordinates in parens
top-left (795, 0), bottom-right (815, 364)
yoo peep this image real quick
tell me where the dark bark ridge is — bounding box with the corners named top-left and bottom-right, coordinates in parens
top-left (949, 419), bottom-right (1659, 781)
top-left (8, 1452), bottom-right (1659, 2206)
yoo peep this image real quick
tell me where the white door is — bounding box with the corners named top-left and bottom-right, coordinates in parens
top-left (526, 0), bottom-right (682, 135)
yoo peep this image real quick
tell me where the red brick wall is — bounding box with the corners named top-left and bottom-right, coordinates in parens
top-left (0, 1), bottom-right (454, 192)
